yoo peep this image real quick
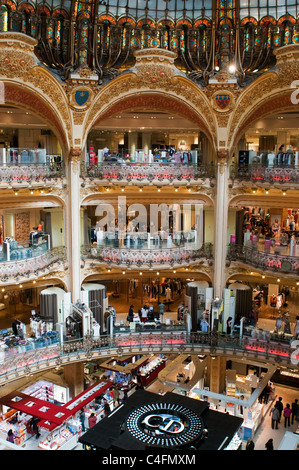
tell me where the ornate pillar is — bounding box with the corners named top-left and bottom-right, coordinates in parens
top-left (66, 148), bottom-right (82, 302)
top-left (64, 363), bottom-right (84, 398)
top-left (213, 152), bottom-right (229, 298)
top-left (206, 356), bottom-right (227, 394)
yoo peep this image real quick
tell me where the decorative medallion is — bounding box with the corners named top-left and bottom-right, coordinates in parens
top-left (212, 90), bottom-right (234, 112)
top-left (70, 86), bottom-right (93, 109)
top-left (125, 402), bottom-right (203, 447)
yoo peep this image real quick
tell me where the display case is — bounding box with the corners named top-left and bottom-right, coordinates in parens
top-left (38, 419), bottom-right (79, 450)
top-left (139, 356), bottom-right (167, 386)
top-left (238, 402), bottom-right (263, 440)
top-left (224, 432), bottom-right (243, 450)
top-left (0, 419), bottom-right (26, 446)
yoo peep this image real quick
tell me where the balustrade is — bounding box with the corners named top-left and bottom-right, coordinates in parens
top-left (81, 241), bottom-right (213, 268)
top-left (227, 243), bottom-right (299, 274)
top-left (0, 246), bottom-right (66, 282)
top-left (80, 162), bottom-right (215, 183)
top-left (230, 163), bottom-right (299, 184)
top-left (0, 148), bottom-right (64, 183)
top-left (0, 330), bottom-right (297, 386)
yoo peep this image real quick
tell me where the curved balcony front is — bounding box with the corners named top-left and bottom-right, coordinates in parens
top-left (0, 148), bottom-right (64, 187)
top-left (80, 162), bottom-right (216, 186)
top-left (0, 331), bottom-right (297, 386)
top-left (227, 243), bottom-right (299, 275)
top-left (0, 246), bottom-right (66, 284)
top-left (230, 163), bottom-right (299, 186)
top-left (81, 234), bottom-right (213, 270)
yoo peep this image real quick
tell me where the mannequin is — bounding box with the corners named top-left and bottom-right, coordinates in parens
top-left (275, 314), bottom-right (282, 332)
top-left (290, 234), bottom-right (296, 256)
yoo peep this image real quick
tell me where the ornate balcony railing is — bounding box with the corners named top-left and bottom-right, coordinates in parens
top-left (0, 162), bottom-right (65, 184)
top-left (81, 242), bottom-right (213, 269)
top-left (0, 148), bottom-right (64, 183)
top-left (0, 331), bottom-right (297, 386)
top-left (230, 163), bottom-right (299, 184)
top-left (80, 162), bottom-right (216, 184)
top-left (0, 246), bottom-right (66, 283)
top-left (227, 243), bottom-right (299, 275)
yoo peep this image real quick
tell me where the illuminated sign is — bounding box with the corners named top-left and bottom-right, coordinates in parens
top-left (126, 402), bottom-right (203, 447)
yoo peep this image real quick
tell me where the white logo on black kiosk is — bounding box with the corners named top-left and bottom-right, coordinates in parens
top-left (142, 413), bottom-right (185, 434)
top-left (126, 402), bottom-right (203, 447)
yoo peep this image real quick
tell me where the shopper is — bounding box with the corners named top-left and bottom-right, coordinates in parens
top-left (103, 399), bottom-right (111, 416)
top-left (79, 408), bottom-right (86, 432)
top-left (30, 416), bottom-right (41, 439)
top-left (136, 381), bottom-right (144, 390)
top-left (265, 438), bottom-right (274, 450)
top-left (159, 302), bottom-right (165, 320)
top-left (127, 305), bottom-right (134, 322)
top-left (270, 405), bottom-right (280, 429)
top-left (283, 403), bottom-right (292, 428)
top-left (113, 385), bottom-right (119, 406)
top-left (275, 396), bottom-right (284, 422)
top-left (141, 306), bottom-right (148, 323)
top-left (88, 413), bottom-right (97, 428)
top-left (291, 399), bottom-right (299, 424)
top-left (226, 317), bottom-right (233, 335)
top-left (245, 438), bottom-right (255, 450)
top-left (6, 429), bottom-right (15, 443)
top-left (121, 390), bottom-right (128, 403)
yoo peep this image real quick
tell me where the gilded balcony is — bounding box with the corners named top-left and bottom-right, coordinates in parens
top-left (0, 148), bottom-right (64, 187)
top-left (80, 162), bottom-right (216, 186)
top-left (81, 233), bottom-right (213, 270)
top-left (230, 162), bottom-right (299, 186)
top-left (227, 243), bottom-right (299, 275)
top-left (0, 246), bottom-right (66, 284)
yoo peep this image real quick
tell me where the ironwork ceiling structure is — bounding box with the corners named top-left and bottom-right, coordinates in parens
top-left (0, 0), bottom-right (299, 85)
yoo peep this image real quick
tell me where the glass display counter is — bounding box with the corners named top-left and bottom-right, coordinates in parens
top-left (139, 355), bottom-right (167, 386)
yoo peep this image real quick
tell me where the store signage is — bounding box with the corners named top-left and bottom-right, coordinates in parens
top-left (126, 402), bottom-right (203, 447)
top-left (142, 413), bottom-right (185, 434)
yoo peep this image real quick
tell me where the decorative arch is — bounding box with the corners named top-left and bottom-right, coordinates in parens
top-left (99, 13), bottom-right (116, 25)
top-left (3, 82), bottom-right (70, 157)
top-left (83, 89), bottom-right (216, 153)
top-left (259, 16), bottom-right (276, 26)
top-left (0, 0), bottom-right (16, 11)
top-left (157, 19), bottom-right (175, 29)
top-left (277, 14), bottom-right (296, 25)
top-left (240, 16), bottom-right (258, 27)
top-left (117, 15), bottom-right (135, 27)
top-left (52, 8), bottom-right (69, 19)
top-left (230, 90), bottom-right (299, 149)
top-left (136, 17), bottom-right (155, 29)
top-left (176, 18), bottom-right (193, 29)
top-left (17, 2), bottom-right (34, 13)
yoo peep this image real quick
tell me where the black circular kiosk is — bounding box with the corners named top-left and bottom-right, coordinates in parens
top-left (79, 390), bottom-right (243, 451)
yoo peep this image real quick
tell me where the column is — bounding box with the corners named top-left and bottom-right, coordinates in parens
top-left (65, 148), bottom-right (82, 302)
top-left (128, 132), bottom-right (138, 155)
top-left (206, 356), bottom-right (227, 394)
top-left (64, 363), bottom-right (84, 398)
top-left (142, 132), bottom-right (152, 155)
top-left (213, 157), bottom-right (229, 298)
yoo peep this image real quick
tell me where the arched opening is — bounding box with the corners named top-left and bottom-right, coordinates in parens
top-left (0, 102), bottom-right (67, 330)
